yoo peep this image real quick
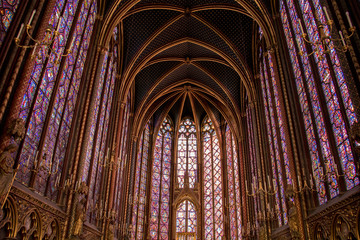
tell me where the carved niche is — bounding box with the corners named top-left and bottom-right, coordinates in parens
top-left (307, 189), bottom-right (360, 240)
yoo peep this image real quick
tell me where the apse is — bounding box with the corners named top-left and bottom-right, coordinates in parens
top-left (131, 88), bottom-right (243, 239)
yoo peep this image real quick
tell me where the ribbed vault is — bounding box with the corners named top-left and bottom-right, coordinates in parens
top-left (98, 0), bottom-right (276, 138)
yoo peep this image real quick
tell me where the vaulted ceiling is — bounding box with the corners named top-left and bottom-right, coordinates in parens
top-left (99, 0), bottom-right (276, 136)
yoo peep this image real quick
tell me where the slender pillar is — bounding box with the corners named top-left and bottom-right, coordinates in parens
top-left (63, 38), bottom-right (107, 239)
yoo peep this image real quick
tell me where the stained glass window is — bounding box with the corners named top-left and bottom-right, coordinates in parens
top-left (225, 124), bottom-right (242, 239)
top-left (280, 0), bottom-right (359, 204)
top-left (0, 0), bottom-right (21, 47)
top-left (202, 116), bottom-right (224, 239)
top-left (132, 121), bottom-right (151, 239)
top-left (176, 200), bottom-right (197, 239)
top-left (16, 0), bottom-right (97, 200)
top-left (83, 28), bottom-right (117, 224)
top-left (259, 48), bottom-right (288, 225)
top-left (177, 118), bottom-right (197, 188)
top-left (149, 116), bottom-right (173, 240)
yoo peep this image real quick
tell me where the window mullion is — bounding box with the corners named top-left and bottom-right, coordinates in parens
top-left (230, 134), bottom-right (240, 239)
top-left (134, 130), bottom-right (145, 238)
top-left (157, 134), bottom-right (165, 239)
top-left (209, 132), bottom-right (215, 238)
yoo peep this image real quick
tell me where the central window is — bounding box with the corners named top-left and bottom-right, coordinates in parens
top-left (177, 118), bottom-right (197, 188)
top-left (131, 116), bottom-right (240, 239)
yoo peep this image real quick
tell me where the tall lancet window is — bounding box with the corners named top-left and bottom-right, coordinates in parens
top-left (225, 124), bottom-right (242, 239)
top-left (176, 200), bottom-right (197, 239)
top-left (149, 116), bottom-right (173, 239)
top-left (280, 0), bottom-right (359, 204)
top-left (177, 118), bottom-right (197, 188)
top-left (83, 26), bottom-right (117, 224)
top-left (0, 0), bottom-right (20, 47)
top-left (16, 0), bottom-right (96, 200)
top-left (132, 121), bottom-right (151, 239)
top-left (259, 47), bottom-right (291, 225)
top-left (202, 116), bottom-right (224, 239)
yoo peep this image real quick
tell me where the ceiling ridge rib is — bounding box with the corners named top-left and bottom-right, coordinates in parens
top-left (187, 90), bottom-right (200, 132)
top-left (143, 58), bottom-right (186, 69)
top-left (143, 57), bottom-right (230, 69)
top-left (191, 4), bottom-right (248, 16)
top-left (145, 78), bottom-right (228, 112)
top-left (123, 4), bottom-right (184, 18)
top-left (137, 85), bottom-right (185, 120)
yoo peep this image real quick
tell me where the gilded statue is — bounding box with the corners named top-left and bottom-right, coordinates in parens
top-left (106, 210), bottom-right (116, 240)
top-left (288, 200), bottom-right (300, 239)
top-left (106, 223), bottom-right (115, 240)
top-left (0, 144), bottom-right (18, 207)
top-left (78, 181), bottom-right (89, 195)
top-left (7, 118), bottom-right (25, 143)
top-left (259, 225), bottom-right (267, 239)
top-left (72, 198), bottom-right (86, 237)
